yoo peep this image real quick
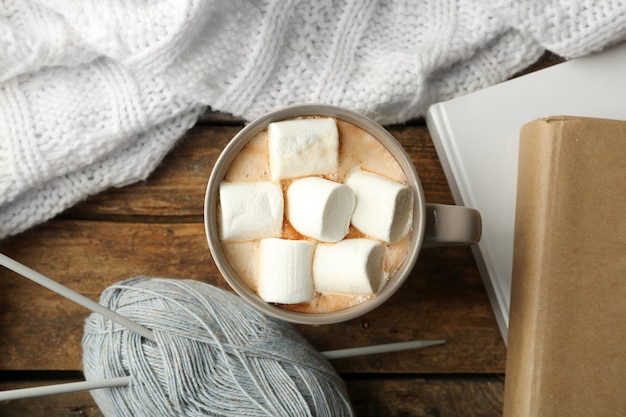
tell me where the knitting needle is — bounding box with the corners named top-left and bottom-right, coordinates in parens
top-left (0, 253), bottom-right (156, 343)
top-left (0, 376), bottom-right (131, 402)
top-left (0, 339), bottom-right (445, 401)
top-left (0, 253), bottom-right (446, 401)
top-left (320, 339), bottom-right (446, 360)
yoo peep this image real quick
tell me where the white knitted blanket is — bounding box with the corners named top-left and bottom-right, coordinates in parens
top-left (1, 0), bottom-right (625, 238)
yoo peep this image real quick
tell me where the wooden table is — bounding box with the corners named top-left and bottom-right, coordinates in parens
top-left (0, 54), bottom-right (561, 416)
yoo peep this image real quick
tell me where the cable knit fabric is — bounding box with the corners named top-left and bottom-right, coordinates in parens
top-left (1, 0), bottom-right (626, 238)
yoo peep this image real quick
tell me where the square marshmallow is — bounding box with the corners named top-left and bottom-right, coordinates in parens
top-left (346, 169), bottom-right (413, 243)
top-left (313, 238), bottom-right (385, 296)
top-left (287, 177), bottom-right (355, 242)
top-left (258, 238), bottom-right (315, 304)
top-left (219, 181), bottom-right (283, 241)
top-left (268, 118), bottom-right (339, 180)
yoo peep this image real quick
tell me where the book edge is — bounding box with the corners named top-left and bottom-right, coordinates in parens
top-left (426, 104), bottom-right (510, 343)
top-left (503, 117), bottom-right (564, 417)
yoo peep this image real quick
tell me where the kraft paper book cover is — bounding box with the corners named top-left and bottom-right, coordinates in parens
top-left (425, 42), bottom-right (626, 343)
top-left (502, 116), bottom-right (626, 417)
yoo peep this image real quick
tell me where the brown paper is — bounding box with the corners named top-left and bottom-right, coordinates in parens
top-left (503, 116), bottom-right (626, 417)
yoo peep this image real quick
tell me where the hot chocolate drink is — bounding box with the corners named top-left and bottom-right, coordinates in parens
top-left (218, 116), bottom-right (412, 314)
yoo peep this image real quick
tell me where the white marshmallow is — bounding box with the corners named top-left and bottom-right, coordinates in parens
top-left (219, 182), bottom-right (283, 242)
top-left (313, 238), bottom-right (385, 295)
top-left (346, 169), bottom-right (413, 243)
top-left (268, 118), bottom-right (339, 180)
top-left (287, 177), bottom-right (355, 242)
top-left (258, 238), bottom-right (315, 304)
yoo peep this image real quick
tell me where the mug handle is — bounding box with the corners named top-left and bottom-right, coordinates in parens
top-left (422, 204), bottom-right (482, 247)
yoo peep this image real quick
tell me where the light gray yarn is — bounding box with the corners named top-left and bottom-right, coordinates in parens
top-left (82, 277), bottom-right (353, 417)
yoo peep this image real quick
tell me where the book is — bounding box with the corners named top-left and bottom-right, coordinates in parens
top-left (502, 116), bottom-right (626, 416)
top-left (425, 41), bottom-right (626, 343)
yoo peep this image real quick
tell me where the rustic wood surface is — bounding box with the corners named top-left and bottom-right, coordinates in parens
top-left (0, 53), bottom-right (561, 416)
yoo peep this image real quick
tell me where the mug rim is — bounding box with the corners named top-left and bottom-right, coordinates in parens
top-left (204, 104), bottom-right (426, 324)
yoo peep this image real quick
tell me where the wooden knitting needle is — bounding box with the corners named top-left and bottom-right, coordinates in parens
top-left (0, 253), bottom-right (446, 401)
top-left (0, 253), bottom-right (156, 343)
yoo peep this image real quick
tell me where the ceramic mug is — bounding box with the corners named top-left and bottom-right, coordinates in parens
top-left (204, 104), bottom-right (481, 324)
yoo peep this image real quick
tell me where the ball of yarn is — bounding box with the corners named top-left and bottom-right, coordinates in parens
top-left (82, 277), bottom-right (353, 417)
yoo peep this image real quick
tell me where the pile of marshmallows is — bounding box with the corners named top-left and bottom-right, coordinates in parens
top-left (219, 118), bottom-right (413, 305)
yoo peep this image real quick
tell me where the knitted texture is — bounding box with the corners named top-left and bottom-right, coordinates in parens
top-left (1, 0), bottom-right (626, 238)
top-left (83, 277), bottom-right (353, 417)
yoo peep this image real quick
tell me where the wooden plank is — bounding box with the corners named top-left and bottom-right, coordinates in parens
top-left (0, 374), bottom-right (504, 417)
top-left (62, 121), bottom-right (453, 220)
top-left (0, 118), bottom-right (504, 373)
top-left (0, 219), bottom-right (505, 373)
top-left (61, 125), bottom-right (237, 220)
top-left (310, 245), bottom-right (505, 374)
top-left (346, 375), bottom-right (504, 417)
top-left (0, 221), bottom-right (215, 371)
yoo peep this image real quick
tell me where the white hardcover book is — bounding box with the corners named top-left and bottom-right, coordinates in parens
top-left (426, 41), bottom-right (626, 344)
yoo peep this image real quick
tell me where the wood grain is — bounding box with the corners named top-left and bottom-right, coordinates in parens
top-left (0, 374), bottom-right (504, 417)
top-left (0, 219), bottom-right (505, 373)
top-left (60, 121), bottom-right (454, 220)
top-left (346, 375), bottom-right (505, 417)
top-left (0, 102), bottom-right (510, 416)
